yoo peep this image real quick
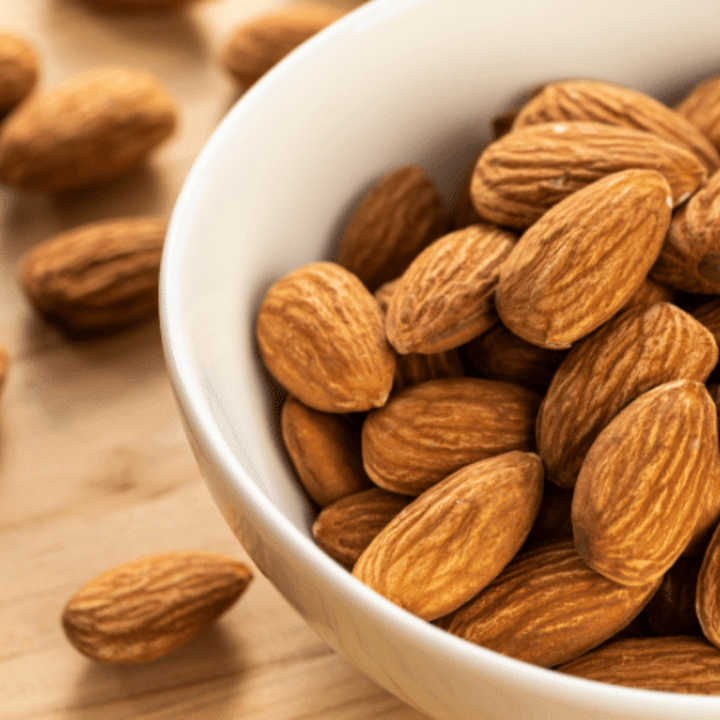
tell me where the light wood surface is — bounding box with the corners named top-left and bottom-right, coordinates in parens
top-left (0, 2), bottom-right (428, 718)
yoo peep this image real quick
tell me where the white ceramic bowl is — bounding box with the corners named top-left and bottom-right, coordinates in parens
top-left (160, 1), bottom-right (720, 718)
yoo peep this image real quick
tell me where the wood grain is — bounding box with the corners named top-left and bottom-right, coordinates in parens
top-left (0, 2), bottom-right (426, 718)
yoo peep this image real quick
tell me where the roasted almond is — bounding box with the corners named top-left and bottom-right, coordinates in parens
top-left (512, 78), bottom-right (720, 172)
top-left (256, 261), bottom-right (396, 413)
top-left (471, 121), bottom-right (706, 228)
top-left (572, 379), bottom-right (718, 586)
top-left (436, 541), bottom-right (660, 668)
top-left (537, 302), bottom-right (718, 488)
top-left (496, 169), bottom-right (673, 349)
top-left (0, 33), bottom-right (39, 112)
top-left (676, 74), bottom-right (720, 152)
top-left (353, 452), bottom-right (544, 621)
top-left (281, 395), bottom-right (370, 508)
top-left (62, 552), bottom-right (253, 664)
top-left (697, 519), bottom-right (720, 649)
top-left (385, 222), bottom-right (515, 354)
top-left (335, 165), bottom-right (447, 291)
top-left (21, 217), bottom-right (168, 333)
top-left (0, 66), bottom-right (177, 192)
top-left (558, 636), bottom-right (720, 694)
top-left (361, 377), bottom-right (540, 495)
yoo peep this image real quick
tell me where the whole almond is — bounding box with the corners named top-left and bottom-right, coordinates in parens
top-left (537, 302), bottom-right (718, 488)
top-left (512, 78), bottom-right (720, 173)
top-left (281, 395), bottom-right (370, 508)
top-left (651, 169), bottom-right (720, 294)
top-left (495, 169), bottom-right (673, 349)
top-left (361, 377), bottom-right (541, 496)
top-left (256, 261), bottom-right (396, 413)
top-left (558, 636), bottom-right (720, 694)
top-left (436, 541), bottom-right (660, 668)
top-left (335, 165), bottom-right (447, 291)
top-left (385, 222), bottom-right (515, 354)
top-left (353, 452), bottom-right (544, 621)
top-left (312, 488), bottom-right (412, 571)
top-left (21, 217), bottom-right (168, 333)
top-left (0, 33), bottom-right (39, 112)
top-left (222, 4), bottom-right (346, 88)
top-left (0, 66), bottom-right (177, 192)
top-left (471, 121), bottom-right (706, 228)
top-left (62, 552), bottom-right (253, 664)
top-left (676, 74), bottom-right (720, 152)
top-left (572, 379), bottom-right (718, 586)
top-left (697, 520), bottom-right (720, 649)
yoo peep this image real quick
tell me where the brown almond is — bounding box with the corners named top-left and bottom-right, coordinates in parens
top-left (281, 395), bottom-right (370, 508)
top-left (572, 379), bottom-right (718, 586)
top-left (312, 488), bottom-right (412, 571)
top-left (512, 78), bottom-right (720, 173)
top-left (471, 121), bottom-right (706, 228)
top-left (698, 520), bottom-right (720, 649)
top-left (386, 223), bottom-right (515, 354)
top-left (496, 169), bottom-right (673, 349)
top-left (256, 261), bottom-right (396, 413)
top-left (222, 4), bottom-right (345, 88)
top-left (652, 170), bottom-right (720, 294)
top-left (62, 552), bottom-right (253, 664)
top-left (353, 452), bottom-right (544, 621)
top-left (676, 74), bottom-right (720, 152)
top-left (436, 541), bottom-right (660, 668)
top-left (335, 165), bottom-right (447, 292)
top-left (21, 217), bottom-right (168, 333)
top-left (361, 377), bottom-right (541, 496)
top-left (537, 302), bottom-right (718, 488)
top-left (0, 66), bottom-right (177, 192)
top-left (558, 636), bottom-right (720, 694)
top-left (0, 33), bottom-right (39, 112)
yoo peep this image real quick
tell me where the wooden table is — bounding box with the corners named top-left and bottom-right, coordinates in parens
top-left (0, 2), bottom-right (427, 717)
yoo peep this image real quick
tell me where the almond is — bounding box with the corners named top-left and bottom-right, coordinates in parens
top-left (558, 636), bottom-right (720, 694)
top-left (495, 169), bottom-right (673, 349)
top-left (281, 395), bottom-right (370, 508)
top-left (62, 552), bottom-right (253, 664)
top-left (512, 78), bottom-right (720, 173)
top-left (471, 121), bottom-right (706, 228)
top-left (385, 223), bottom-right (515, 354)
top-left (312, 488), bottom-right (412, 571)
top-left (0, 33), bottom-right (39, 112)
top-left (697, 519), bottom-right (720, 649)
top-left (676, 74), bottom-right (720, 152)
top-left (537, 302), bottom-right (718, 488)
top-left (436, 541), bottom-right (660, 668)
top-left (651, 169), bottom-right (720, 294)
top-left (361, 377), bottom-right (541, 496)
top-left (335, 165), bottom-right (447, 292)
top-left (0, 66), bottom-right (177, 192)
top-left (353, 452), bottom-right (544, 621)
top-left (256, 261), bottom-right (396, 413)
top-left (21, 217), bottom-right (168, 333)
top-left (572, 379), bottom-right (718, 586)
top-left (222, 4), bottom-right (345, 88)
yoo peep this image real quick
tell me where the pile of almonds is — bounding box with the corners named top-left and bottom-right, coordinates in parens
top-left (256, 76), bottom-right (720, 694)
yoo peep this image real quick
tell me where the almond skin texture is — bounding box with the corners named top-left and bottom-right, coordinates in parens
top-left (558, 636), bottom-right (720, 694)
top-left (513, 78), bottom-right (720, 173)
top-left (471, 121), bottom-right (706, 228)
top-left (385, 222), bottom-right (515, 354)
top-left (697, 520), bottom-right (720, 648)
top-left (0, 33), bottom-right (39, 112)
top-left (676, 74), bottom-right (720, 152)
top-left (537, 302), bottom-right (718, 488)
top-left (0, 66), bottom-right (177, 193)
top-left (62, 552), bottom-right (253, 664)
top-left (495, 169), bottom-right (673, 349)
top-left (436, 541), bottom-right (660, 668)
top-left (361, 377), bottom-right (541, 496)
top-left (572, 379), bottom-right (719, 586)
top-left (281, 395), bottom-right (370, 508)
top-left (256, 262), bottom-right (396, 413)
top-left (21, 217), bottom-right (168, 333)
top-left (651, 169), bottom-right (720, 294)
top-left (335, 165), bottom-right (448, 292)
top-left (353, 452), bottom-right (544, 621)
top-left (222, 4), bottom-right (345, 88)
top-left (312, 488), bottom-right (412, 571)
